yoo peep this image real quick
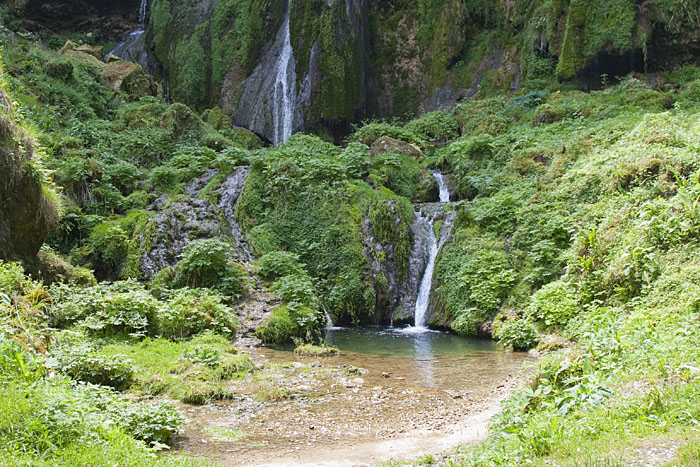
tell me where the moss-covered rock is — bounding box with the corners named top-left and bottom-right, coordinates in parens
top-left (370, 136), bottom-right (423, 160)
top-left (0, 72), bottom-right (57, 262)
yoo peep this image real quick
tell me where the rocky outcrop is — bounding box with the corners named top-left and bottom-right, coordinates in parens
top-left (14, 0), bottom-right (141, 41)
top-left (12, 0), bottom-right (700, 141)
top-left (59, 41), bottom-right (158, 99)
top-left (140, 167), bottom-right (252, 279)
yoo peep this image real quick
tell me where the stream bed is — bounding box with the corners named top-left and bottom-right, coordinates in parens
top-left (174, 328), bottom-right (531, 466)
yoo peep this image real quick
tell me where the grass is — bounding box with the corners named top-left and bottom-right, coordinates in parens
top-left (293, 343), bottom-right (340, 357)
top-left (99, 332), bottom-right (254, 403)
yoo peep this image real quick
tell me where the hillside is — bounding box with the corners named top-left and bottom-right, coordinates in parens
top-left (1, 1), bottom-right (700, 465)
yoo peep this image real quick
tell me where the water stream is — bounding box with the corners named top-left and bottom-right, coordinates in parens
top-left (412, 209), bottom-right (439, 330)
top-left (217, 167), bottom-right (254, 262)
top-left (138, 0), bottom-right (149, 24)
top-left (406, 171), bottom-right (454, 331)
top-left (105, 0), bottom-right (149, 65)
top-left (272, 4), bottom-right (297, 146)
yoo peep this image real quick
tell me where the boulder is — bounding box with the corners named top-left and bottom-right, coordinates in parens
top-left (370, 136), bottom-right (423, 159)
top-left (59, 40), bottom-right (105, 68)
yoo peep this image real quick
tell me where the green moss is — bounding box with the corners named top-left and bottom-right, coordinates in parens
top-left (556, 0), bottom-right (637, 81)
top-left (210, 0), bottom-right (285, 86)
top-left (368, 199), bottom-right (414, 280)
top-left (172, 23), bottom-right (210, 107)
top-left (150, 0), bottom-right (171, 61)
top-left (317, 3), bottom-right (362, 121)
top-left (121, 210), bottom-right (155, 281)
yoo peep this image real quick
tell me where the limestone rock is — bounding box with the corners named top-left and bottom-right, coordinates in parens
top-left (370, 136), bottom-right (423, 160)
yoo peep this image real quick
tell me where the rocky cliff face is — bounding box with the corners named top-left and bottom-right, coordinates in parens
top-left (10, 0), bottom-right (700, 143)
top-left (140, 0), bottom-right (700, 141)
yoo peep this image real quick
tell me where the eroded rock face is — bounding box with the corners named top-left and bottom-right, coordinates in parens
top-left (140, 167), bottom-right (253, 279)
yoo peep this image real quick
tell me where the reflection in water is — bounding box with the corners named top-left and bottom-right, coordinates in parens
top-left (268, 327), bottom-right (529, 392)
top-left (412, 331), bottom-right (436, 388)
top-left (322, 327), bottom-right (497, 358)
top-left (318, 327), bottom-right (516, 390)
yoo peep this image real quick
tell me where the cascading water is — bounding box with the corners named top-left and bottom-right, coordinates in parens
top-left (138, 0), bottom-right (149, 24)
top-left (432, 170), bottom-right (450, 203)
top-left (217, 167), bottom-right (254, 262)
top-left (105, 0), bottom-right (150, 66)
top-left (272, 6), bottom-right (297, 146)
top-left (406, 171), bottom-right (455, 331)
top-left (412, 210), bottom-right (439, 329)
top-left (234, 1), bottom-right (298, 146)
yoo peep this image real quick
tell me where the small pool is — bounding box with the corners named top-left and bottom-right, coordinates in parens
top-left (266, 326), bottom-right (529, 391)
top-left (323, 326), bottom-right (498, 358)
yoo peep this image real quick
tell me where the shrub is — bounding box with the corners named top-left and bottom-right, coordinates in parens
top-left (182, 345), bottom-right (222, 368)
top-left (533, 104), bottom-right (565, 126)
top-left (115, 400), bottom-right (184, 446)
top-left (47, 339), bottom-right (134, 389)
top-left (350, 121), bottom-right (427, 148)
top-left (172, 238), bottom-right (249, 299)
top-left (370, 152), bottom-right (421, 199)
top-left (149, 266), bottom-right (174, 299)
top-left (88, 222), bottom-right (129, 268)
top-left (450, 308), bottom-right (491, 336)
top-left (338, 142), bottom-right (371, 179)
top-left (497, 319), bottom-right (540, 350)
top-left (255, 251), bottom-right (306, 281)
top-left (0, 260), bottom-right (27, 295)
top-left (49, 281), bottom-right (159, 337)
top-left (255, 304), bottom-right (320, 344)
top-left (273, 273), bottom-right (320, 310)
top-left (527, 281), bottom-right (579, 327)
top-left (0, 335), bottom-right (43, 383)
top-left (255, 305), bottom-right (296, 344)
top-left (449, 133), bottom-right (496, 161)
top-left (69, 383), bottom-right (184, 446)
top-left (157, 288), bottom-right (238, 339)
top-left (404, 110), bottom-right (459, 144)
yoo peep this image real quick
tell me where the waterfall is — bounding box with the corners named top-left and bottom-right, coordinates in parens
top-left (432, 170), bottom-right (450, 203)
top-left (324, 310), bottom-right (334, 329)
top-left (273, 5), bottom-right (297, 146)
top-left (139, 0), bottom-right (149, 25)
top-left (413, 209), bottom-right (439, 329)
top-left (105, 0), bottom-right (149, 64)
top-left (404, 171), bottom-right (455, 332)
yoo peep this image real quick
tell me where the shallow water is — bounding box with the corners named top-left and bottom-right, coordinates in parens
top-left (324, 326), bottom-right (498, 357)
top-left (177, 328), bottom-right (530, 465)
top-left (267, 327), bottom-right (527, 391)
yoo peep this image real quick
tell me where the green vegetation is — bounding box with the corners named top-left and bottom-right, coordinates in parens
top-left (422, 68), bottom-right (700, 466)
top-left (171, 238), bottom-right (250, 300)
top-left (0, 261), bottom-right (198, 464)
top-left (100, 332), bottom-right (254, 403)
top-left (236, 133), bottom-right (416, 326)
top-left (294, 343), bottom-right (340, 357)
top-left (4, 2), bottom-right (700, 464)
